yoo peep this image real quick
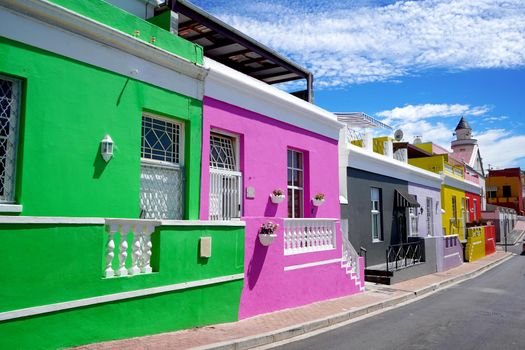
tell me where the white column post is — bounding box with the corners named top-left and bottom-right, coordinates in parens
top-left (141, 224), bottom-right (154, 273)
top-left (117, 224), bottom-right (130, 276)
top-left (105, 224), bottom-right (118, 278)
top-left (128, 224), bottom-right (142, 275)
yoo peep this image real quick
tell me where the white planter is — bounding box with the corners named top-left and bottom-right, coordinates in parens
top-left (312, 198), bottom-right (325, 207)
top-left (258, 233), bottom-right (277, 246)
top-left (270, 193), bottom-right (285, 204)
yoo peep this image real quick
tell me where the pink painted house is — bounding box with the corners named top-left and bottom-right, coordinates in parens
top-left (199, 59), bottom-right (364, 319)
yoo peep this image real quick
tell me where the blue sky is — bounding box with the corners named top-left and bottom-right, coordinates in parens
top-left (191, 0), bottom-right (525, 169)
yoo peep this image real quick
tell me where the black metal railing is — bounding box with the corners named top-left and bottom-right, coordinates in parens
top-left (386, 240), bottom-right (425, 272)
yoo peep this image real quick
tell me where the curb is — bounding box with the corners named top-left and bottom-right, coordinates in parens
top-left (195, 253), bottom-right (514, 350)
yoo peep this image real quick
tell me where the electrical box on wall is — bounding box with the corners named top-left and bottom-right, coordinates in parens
top-left (200, 237), bottom-right (212, 258)
top-left (246, 186), bottom-right (255, 199)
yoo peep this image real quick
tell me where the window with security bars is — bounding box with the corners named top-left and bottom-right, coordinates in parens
top-left (140, 114), bottom-right (184, 219)
top-left (209, 132), bottom-right (242, 220)
top-left (210, 133), bottom-right (236, 170)
top-left (0, 76), bottom-right (21, 203)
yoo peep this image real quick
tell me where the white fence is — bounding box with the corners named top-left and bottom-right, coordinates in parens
top-left (104, 219), bottom-right (161, 278)
top-left (209, 168), bottom-right (242, 221)
top-left (284, 219), bottom-right (337, 255)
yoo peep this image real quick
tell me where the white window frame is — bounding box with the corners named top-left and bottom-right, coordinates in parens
top-left (209, 130), bottom-right (242, 220)
top-left (408, 206), bottom-right (419, 236)
top-left (0, 75), bottom-right (21, 206)
top-left (140, 113), bottom-right (185, 219)
top-left (426, 197), bottom-right (434, 236)
top-left (371, 187), bottom-right (382, 242)
top-left (465, 197), bottom-right (471, 223)
top-left (287, 149), bottom-right (304, 218)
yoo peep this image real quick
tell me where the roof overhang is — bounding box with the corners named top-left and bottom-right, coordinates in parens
top-left (168, 0), bottom-right (313, 102)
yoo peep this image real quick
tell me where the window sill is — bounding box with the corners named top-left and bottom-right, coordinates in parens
top-left (0, 204), bottom-right (23, 213)
top-left (372, 239), bottom-right (383, 243)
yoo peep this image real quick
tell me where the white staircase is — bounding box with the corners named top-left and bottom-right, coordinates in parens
top-left (342, 235), bottom-right (365, 292)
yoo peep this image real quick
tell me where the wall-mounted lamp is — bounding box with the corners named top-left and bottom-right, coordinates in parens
top-left (100, 135), bottom-right (114, 162)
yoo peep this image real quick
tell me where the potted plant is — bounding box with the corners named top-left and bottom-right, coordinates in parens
top-left (270, 188), bottom-right (285, 204)
top-left (258, 221), bottom-right (279, 246)
top-left (312, 193), bottom-right (325, 207)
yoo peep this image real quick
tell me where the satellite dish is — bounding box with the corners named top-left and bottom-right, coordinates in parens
top-left (414, 136), bottom-right (422, 144)
top-left (394, 129), bottom-right (404, 141)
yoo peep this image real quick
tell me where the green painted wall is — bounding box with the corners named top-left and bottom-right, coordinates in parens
top-left (0, 36), bottom-right (202, 219)
top-left (47, 0), bottom-right (204, 64)
top-left (0, 223), bottom-right (244, 349)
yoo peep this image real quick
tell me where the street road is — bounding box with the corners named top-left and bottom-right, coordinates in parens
top-left (275, 255), bottom-right (525, 350)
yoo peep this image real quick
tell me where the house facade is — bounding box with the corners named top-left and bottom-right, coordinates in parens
top-left (0, 1), bottom-right (245, 349)
top-left (199, 59), bottom-right (364, 319)
top-left (339, 121), bottom-right (445, 284)
top-left (486, 167), bottom-right (525, 215)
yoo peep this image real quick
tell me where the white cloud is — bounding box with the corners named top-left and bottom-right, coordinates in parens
top-left (201, 0), bottom-right (525, 86)
top-left (376, 114), bottom-right (525, 168)
top-left (376, 103), bottom-right (490, 125)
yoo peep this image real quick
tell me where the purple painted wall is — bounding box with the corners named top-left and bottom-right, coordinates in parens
top-left (200, 97), bottom-right (362, 319)
top-left (408, 182), bottom-right (442, 237)
top-left (440, 235), bottom-right (464, 271)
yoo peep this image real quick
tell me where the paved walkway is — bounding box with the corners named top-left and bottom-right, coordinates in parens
top-left (72, 251), bottom-right (512, 350)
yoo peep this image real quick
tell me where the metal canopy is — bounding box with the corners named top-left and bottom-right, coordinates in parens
top-left (169, 0), bottom-right (313, 102)
top-left (335, 112), bottom-right (393, 129)
top-left (394, 189), bottom-right (420, 208)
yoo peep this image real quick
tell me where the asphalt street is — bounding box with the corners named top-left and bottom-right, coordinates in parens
top-left (275, 255), bottom-right (525, 350)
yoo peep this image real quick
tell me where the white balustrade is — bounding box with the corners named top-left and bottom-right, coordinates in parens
top-left (384, 140), bottom-right (393, 157)
top-left (104, 219), bottom-right (160, 278)
top-left (284, 219), bottom-right (337, 255)
top-left (393, 148), bottom-right (408, 163)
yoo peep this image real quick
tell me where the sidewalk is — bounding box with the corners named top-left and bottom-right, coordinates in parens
top-left (73, 251), bottom-right (513, 350)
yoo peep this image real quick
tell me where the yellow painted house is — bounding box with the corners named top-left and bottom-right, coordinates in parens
top-left (409, 144), bottom-right (480, 241)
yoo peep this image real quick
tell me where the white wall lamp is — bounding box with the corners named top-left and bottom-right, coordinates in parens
top-left (100, 135), bottom-right (114, 162)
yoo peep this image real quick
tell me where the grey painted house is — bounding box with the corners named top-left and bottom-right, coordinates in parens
top-left (343, 167), bottom-right (412, 267)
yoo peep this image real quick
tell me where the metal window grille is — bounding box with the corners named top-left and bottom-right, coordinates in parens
top-left (141, 115), bottom-right (181, 164)
top-left (210, 133), bottom-right (236, 170)
top-left (0, 76), bottom-right (21, 203)
top-left (140, 115), bottom-right (184, 219)
top-left (209, 133), bottom-right (241, 220)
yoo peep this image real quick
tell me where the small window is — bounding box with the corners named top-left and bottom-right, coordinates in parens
top-left (140, 114), bottom-right (184, 219)
top-left (503, 185), bottom-right (511, 197)
top-left (0, 75), bottom-right (21, 203)
top-left (209, 132), bottom-right (242, 221)
top-left (287, 149), bottom-right (304, 218)
top-left (371, 187), bottom-right (382, 241)
top-left (487, 190), bottom-right (497, 199)
top-left (473, 199), bottom-right (478, 221)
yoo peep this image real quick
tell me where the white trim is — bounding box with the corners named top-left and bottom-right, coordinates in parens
top-left (0, 0), bottom-right (207, 100)
top-left (0, 204), bottom-right (22, 213)
top-left (0, 216), bottom-right (106, 224)
top-left (347, 144), bottom-right (442, 189)
top-left (442, 173), bottom-right (481, 194)
top-left (161, 220), bottom-right (245, 227)
top-left (284, 258), bottom-right (342, 271)
top-left (0, 216), bottom-right (246, 226)
top-left (0, 273), bottom-right (244, 321)
top-left (204, 58), bottom-right (344, 140)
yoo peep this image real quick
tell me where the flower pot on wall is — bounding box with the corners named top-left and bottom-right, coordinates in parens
top-left (270, 193), bottom-right (285, 204)
top-left (312, 198), bottom-right (325, 207)
top-left (258, 233), bottom-right (277, 246)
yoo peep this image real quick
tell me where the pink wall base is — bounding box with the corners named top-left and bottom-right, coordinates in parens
top-left (239, 217), bottom-right (362, 319)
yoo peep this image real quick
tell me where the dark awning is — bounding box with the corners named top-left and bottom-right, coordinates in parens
top-left (395, 189), bottom-right (420, 208)
top-left (168, 0), bottom-right (313, 102)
